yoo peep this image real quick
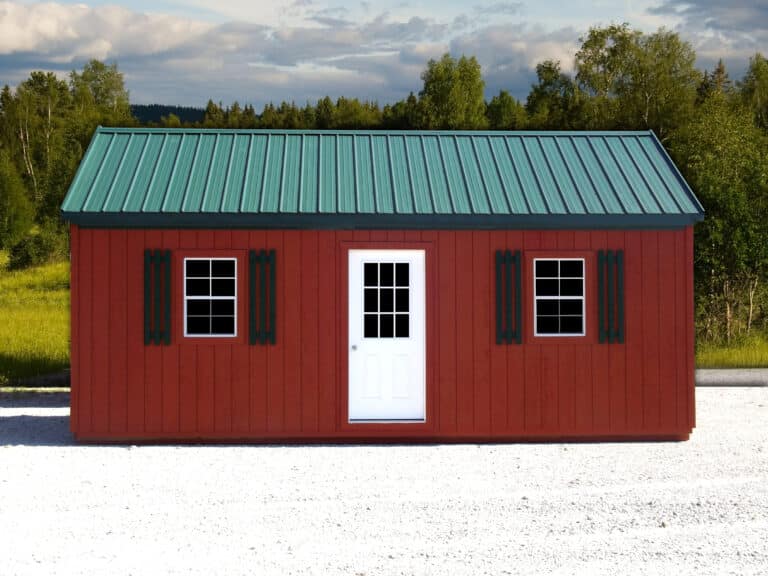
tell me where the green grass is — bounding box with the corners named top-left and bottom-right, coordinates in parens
top-left (696, 334), bottom-right (768, 368)
top-left (0, 255), bottom-right (70, 383)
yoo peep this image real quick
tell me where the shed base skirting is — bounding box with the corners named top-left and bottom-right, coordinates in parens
top-left (70, 431), bottom-right (692, 444)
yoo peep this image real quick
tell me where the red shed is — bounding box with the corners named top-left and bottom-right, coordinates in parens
top-left (61, 128), bottom-right (704, 442)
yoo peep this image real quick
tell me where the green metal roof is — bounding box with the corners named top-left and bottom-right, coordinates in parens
top-left (61, 128), bottom-right (704, 229)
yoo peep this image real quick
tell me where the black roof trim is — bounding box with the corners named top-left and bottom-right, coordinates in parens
top-left (63, 211), bottom-right (702, 230)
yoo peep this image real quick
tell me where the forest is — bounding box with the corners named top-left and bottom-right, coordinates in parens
top-left (0, 24), bottom-right (767, 346)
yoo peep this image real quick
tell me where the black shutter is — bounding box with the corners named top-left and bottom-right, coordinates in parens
top-left (597, 250), bottom-right (624, 344)
top-left (495, 250), bottom-right (522, 344)
top-left (249, 249), bottom-right (276, 345)
top-left (144, 249), bottom-right (171, 345)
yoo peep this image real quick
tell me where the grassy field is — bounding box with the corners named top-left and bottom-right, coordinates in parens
top-left (0, 254), bottom-right (70, 384)
top-left (696, 335), bottom-right (768, 368)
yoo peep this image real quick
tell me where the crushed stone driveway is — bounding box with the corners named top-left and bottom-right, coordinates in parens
top-left (1, 388), bottom-right (766, 576)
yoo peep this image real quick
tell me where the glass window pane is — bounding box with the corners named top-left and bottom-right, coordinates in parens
top-left (535, 260), bottom-right (558, 278)
top-left (395, 289), bottom-right (409, 312)
top-left (380, 263), bottom-right (394, 286)
top-left (395, 314), bottom-right (409, 338)
top-left (560, 279), bottom-right (583, 297)
top-left (211, 299), bottom-right (235, 316)
top-left (395, 263), bottom-right (409, 287)
top-left (364, 263), bottom-right (378, 287)
top-left (536, 279), bottom-right (558, 297)
top-left (536, 300), bottom-right (558, 316)
top-left (212, 259), bottom-right (235, 278)
top-left (560, 299), bottom-right (583, 316)
top-left (186, 279), bottom-right (210, 297)
top-left (536, 316), bottom-right (559, 334)
top-left (187, 299), bottom-right (211, 316)
top-left (187, 316), bottom-right (210, 335)
top-left (364, 314), bottom-right (378, 338)
top-left (380, 288), bottom-right (393, 312)
top-left (211, 316), bottom-right (235, 335)
top-left (560, 316), bottom-right (583, 334)
top-left (212, 279), bottom-right (235, 297)
top-left (364, 289), bottom-right (378, 313)
top-left (380, 314), bottom-right (394, 338)
top-left (560, 260), bottom-right (583, 278)
top-left (186, 259), bottom-right (210, 278)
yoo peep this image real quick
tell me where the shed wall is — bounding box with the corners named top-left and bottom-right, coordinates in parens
top-left (70, 225), bottom-right (695, 441)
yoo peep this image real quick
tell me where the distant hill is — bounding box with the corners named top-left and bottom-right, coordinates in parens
top-left (131, 104), bottom-right (205, 125)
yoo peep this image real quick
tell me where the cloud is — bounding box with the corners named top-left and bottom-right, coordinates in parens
top-left (0, 2), bottom-right (212, 59)
top-left (648, 0), bottom-right (767, 73)
top-left (474, 2), bottom-right (523, 17)
top-left (450, 23), bottom-right (580, 99)
top-left (2, 0), bottom-right (756, 109)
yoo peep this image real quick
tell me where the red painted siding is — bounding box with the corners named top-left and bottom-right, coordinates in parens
top-left (70, 227), bottom-right (696, 441)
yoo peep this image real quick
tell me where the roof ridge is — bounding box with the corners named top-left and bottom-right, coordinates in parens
top-left (94, 126), bottom-right (656, 137)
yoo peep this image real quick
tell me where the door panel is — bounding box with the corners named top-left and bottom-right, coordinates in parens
top-left (349, 249), bottom-right (425, 421)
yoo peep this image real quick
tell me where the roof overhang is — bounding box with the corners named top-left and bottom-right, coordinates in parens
top-left (63, 211), bottom-right (703, 230)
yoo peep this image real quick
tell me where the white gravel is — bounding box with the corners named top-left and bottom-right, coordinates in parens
top-left (1, 388), bottom-right (767, 576)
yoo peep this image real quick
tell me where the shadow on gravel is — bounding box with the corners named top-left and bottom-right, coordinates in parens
top-left (0, 392), bottom-right (70, 408)
top-left (0, 392), bottom-right (73, 446)
top-left (0, 416), bottom-right (74, 446)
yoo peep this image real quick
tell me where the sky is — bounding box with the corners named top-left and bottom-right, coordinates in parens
top-left (0, 0), bottom-right (765, 108)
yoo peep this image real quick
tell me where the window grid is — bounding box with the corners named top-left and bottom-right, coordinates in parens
top-left (534, 258), bottom-right (585, 337)
top-left (184, 258), bottom-right (237, 338)
top-left (363, 262), bottom-right (410, 339)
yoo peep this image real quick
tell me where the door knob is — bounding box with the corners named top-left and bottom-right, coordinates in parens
top-left (351, 345), bottom-right (357, 351)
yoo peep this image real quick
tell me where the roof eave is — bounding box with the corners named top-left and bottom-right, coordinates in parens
top-left (62, 211), bottom-right (704, 230)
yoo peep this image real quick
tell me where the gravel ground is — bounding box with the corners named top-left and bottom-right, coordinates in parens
top-left (0, 388), bottom-right (766, 576)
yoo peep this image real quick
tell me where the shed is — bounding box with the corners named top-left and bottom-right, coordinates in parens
top-left (62, 128), bottom-right (704, 442)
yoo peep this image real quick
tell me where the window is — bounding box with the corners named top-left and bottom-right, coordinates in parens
top-left (534, 258), bottom-right (585, 336)
top-left (184, 258), bottom-right (237, 337)
top-left (363, 262), bottom-right (410, 338)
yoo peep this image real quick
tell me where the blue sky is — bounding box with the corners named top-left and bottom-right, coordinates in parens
top-left (0, 0), bottom-right (765, 107)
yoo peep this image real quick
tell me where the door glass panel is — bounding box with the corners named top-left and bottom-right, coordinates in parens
top-left (362, 261), bottom-right (410, 339)
top-left (364, 263), bottom-right (378, 287)
top-left (364, 313), bottom-right (378, 338)
top-left (379, 263), bottom-right (394, 286)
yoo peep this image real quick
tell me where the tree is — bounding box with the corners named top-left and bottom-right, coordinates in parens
top-left (525, 60), bottom-right (581, 129)
top-left (382, 92), bottom-right (423, 129)
top-left (698, 60), bottom-right (733, 103)
top-left (486, 90), bottom-right (527, 129)
top-left (575, 23), bottom-right (639, 128)
top-left (0, 150), bottom-right (34, 250)
top-left (738, 53), bottom-right (768, 130)
top-left (573, 25), bottom-right (700, 137)
top-left (315, 96), bottom-right (335, 129)
top-left (203, 100), bottom-right (225, 127)
top-left (419, 54), bottom-right (487, 129)
top-left (160, 113), bottom-right (182, 127)
top-left (70, 60), bottom-right (131, 122)
top-left (672, 93), bottom-right (768, 341)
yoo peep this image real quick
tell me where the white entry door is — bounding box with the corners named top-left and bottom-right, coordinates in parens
top-left (348, 249), bottom-right (426, 422)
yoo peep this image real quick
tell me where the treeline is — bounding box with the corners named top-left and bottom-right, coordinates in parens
top-left (131, 104), bottom-right (205, 125)
top-left (1, 24), bottom-right (767, 344)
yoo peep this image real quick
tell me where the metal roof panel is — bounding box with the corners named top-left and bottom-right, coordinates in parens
top-left (62, 128), bottom-right (704, 228)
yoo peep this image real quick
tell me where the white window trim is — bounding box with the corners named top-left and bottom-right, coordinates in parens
top-left (533, 257), bottom-right (586, 338)
top-left (183, 257), bottom-right (238, 338)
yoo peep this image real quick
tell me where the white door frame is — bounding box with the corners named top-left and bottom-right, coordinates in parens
top-left (348, 249), bottom-right (426, 422)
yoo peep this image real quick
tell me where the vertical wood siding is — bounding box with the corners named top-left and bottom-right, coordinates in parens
top-left (70, 227), bottom-right (695, 441)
